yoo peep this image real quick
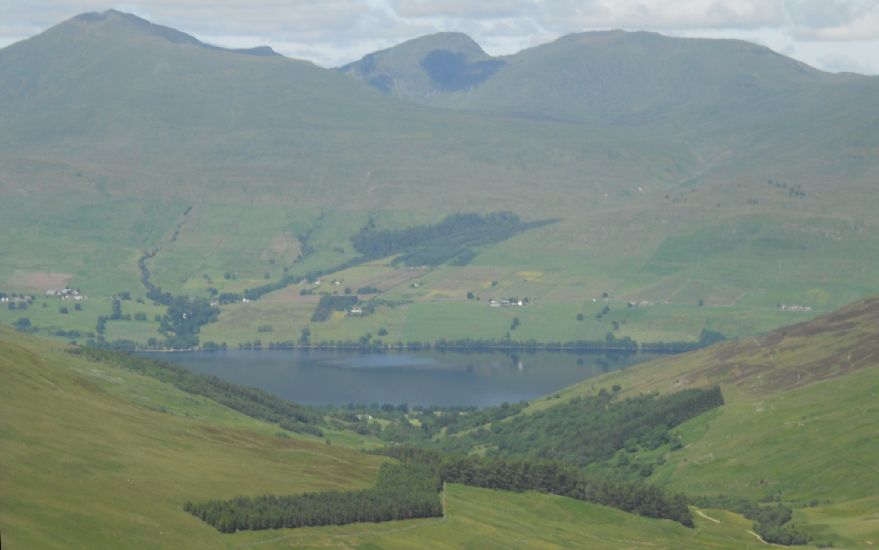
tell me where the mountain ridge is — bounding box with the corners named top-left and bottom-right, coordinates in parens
top-left (70, 9), bottom-right (281, 57)
top-left (1, 10), bottom-right (878, 351)
top-left (343, 26), bottom-right (874, 127)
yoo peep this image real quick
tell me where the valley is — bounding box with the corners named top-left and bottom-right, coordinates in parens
top-left (3, 293), bottom-right (878, 547)
top-left (2, 8), bottom-right (878, 548)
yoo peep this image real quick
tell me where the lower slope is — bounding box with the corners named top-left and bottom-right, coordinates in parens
top-left (0, 327), bottom-right (384, 548)
top-left (1, 327), bottom-right (760, 548)
top-left (531, 296), bottom-right (879, 547)
top-left (221, 484), bottom-right (758, 549)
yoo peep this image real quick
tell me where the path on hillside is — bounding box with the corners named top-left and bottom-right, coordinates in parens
top-left (695, 509), bottom-right (720, 523)
top-left (696, 509), bottom-right (775, 546)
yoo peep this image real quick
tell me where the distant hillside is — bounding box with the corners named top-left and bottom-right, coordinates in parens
top-left (343, 29), bottom-right (878, 127)
top-left (2, 10), bottom-right (879, 349)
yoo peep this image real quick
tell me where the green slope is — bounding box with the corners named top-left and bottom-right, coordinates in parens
top-left (0, 326), bottom-right (386, 548)
top-left (342, 29), bottom-right (879, 143)
top-left (223, 484), bottom-right (760, 549)
top-left (1, 327), bottom-right (768, 548)
top-left (529, 296), bottom-right (879, 547)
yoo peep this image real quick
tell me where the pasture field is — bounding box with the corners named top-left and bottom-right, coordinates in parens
top-left (6, 189), bottom-right (879, 348)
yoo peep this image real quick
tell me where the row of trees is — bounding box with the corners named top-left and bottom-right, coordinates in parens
top-left (382, 448), bottom-right (693, 526)
top-left (175, 333), bottom-right (723, 353)
top-left (186, 447), bottom-right (693, 534)
top-left (69, 348), bottom-right (321, 432)
top-left (436, 386), bottom-right (725, 467)
top-left (219, 212), bottom-right (548, 305)
top-left (138, 249), bottom-right (172, 305)
top-left (351, 212), bottom-right (553, 267)
top-left (185, 461), bottom-right (443, 532)
top-left (438, 454), bottom-right (693, 526)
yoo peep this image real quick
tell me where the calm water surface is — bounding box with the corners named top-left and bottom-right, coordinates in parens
top-left (144, 349), bottom-right (659, 408)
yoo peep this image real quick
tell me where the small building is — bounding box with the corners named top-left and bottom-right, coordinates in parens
top-left (779, 304), bottom-right (812, 312)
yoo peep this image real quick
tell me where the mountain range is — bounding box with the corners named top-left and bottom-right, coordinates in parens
top-left (1, 9), bottom-right (878, 346)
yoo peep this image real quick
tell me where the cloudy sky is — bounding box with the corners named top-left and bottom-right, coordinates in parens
top-left (3, 1), bottom-right (879, 74)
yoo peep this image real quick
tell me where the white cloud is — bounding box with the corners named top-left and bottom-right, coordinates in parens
top-left (0, 1), bottom-right (877, 73)
top-left (788, 3), bottom-right (879, 40)
top-left (387, 0), bottom-right (536, 19)
top-left (534, 0), bottom-right (786, 30)
top-left (785, 0), bottom-right (879, 39)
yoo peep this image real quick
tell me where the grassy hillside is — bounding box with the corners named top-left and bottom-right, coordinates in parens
top-left (2, 10), bottom-right (879, 349)
top-left (224, 484), bottom-right (761, 549)
top-left (526, 296), bottom-right (879, 547)
top-left (2, 326), bottom-right (770, 548)
top-left (0, 326), bottom-right (384, 548)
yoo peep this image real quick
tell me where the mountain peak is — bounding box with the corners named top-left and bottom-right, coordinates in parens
top-left (71, 9), bottom-right (203, 45)
top-left (392, 32), bottom-right (486, 56)
top-left (60, 9), bottom-right (279, 57)
top-left (340, 31), bottom-right (501, 96)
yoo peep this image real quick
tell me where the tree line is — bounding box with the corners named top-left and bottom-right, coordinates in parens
top-left (435, 386), bottom-right (724, 467)
top-left (185, 446), bottom-right (693, 534)
top-left (238, 211), bottom-right (551, 303)
top-left (69, 348), bottom-right (322, 435)
top-left (383, 448), bottom-right (694, 526)
top-left (185, 461), bottom-right (443, 532)
top-left (351, 211), bottom-right (553, 267)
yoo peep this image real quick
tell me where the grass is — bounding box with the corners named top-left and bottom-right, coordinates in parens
top-left (0, 326), bottom-right (386, 548)
top-left (222, 485), bottom-right (762, 549)
top-left (168, 209), bottom-right (879, 349)
top-left (521, 296), bottom-right (879, 547)
top-left (6, 297), bottom-right (879, 547)
top-left (2, 325), bottom-right (777, 548)
top-left (6, 155), bottom-right (879, 349)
